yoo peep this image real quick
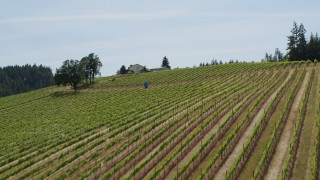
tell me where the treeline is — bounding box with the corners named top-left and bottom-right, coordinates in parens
top-left (287, 22), bottom-right (320, 61)
top-left (0, 64), bottom-right (54, 97)
top-left (199, 59), bottom-right (223, 67)
top-left (264, 48), bottom-right (284, 62)
top-left (199, 59), bottom-right (252, 67)
top-left (54, 53), bottom-right (102, 92)
top-left (265, 21), bottom-right (320, 62)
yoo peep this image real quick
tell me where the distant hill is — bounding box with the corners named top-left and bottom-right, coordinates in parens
top-left (0, 62), bottom-right (319, 179)
top-left (0, 64), bottom-right (54, 97)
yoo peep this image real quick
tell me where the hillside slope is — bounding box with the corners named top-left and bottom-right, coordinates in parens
top-left (0, 62), bottom-right (319, 180)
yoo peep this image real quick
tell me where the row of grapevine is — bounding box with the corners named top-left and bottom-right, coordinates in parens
top-left (252, 69), bottom-right (306, 179)
top-left (97, 71), bottom-right (265, 180)
top-left (170, 70), bottom-right (284, 180)
top-left (2, 81), bottom-right (219, 178)
top-left (148, 70), bottom-right (276, 180)
top-left (38, 66), bottom-right (260, 179)
top-left (1, 62), bottom-right (308, 179)
top-left (74, 70), bottom-right (256, 179)
top-left (224, 68), bottom-right (298, 180)
top-left (102, 68), bottom-right (276, 179)
top-left (183, 70), bottom-right (285, 179)
top-left (312, 73), bottom-right (320, 180)
top-left (201, 69), bottom-right (291, 180)
top-left (282, 69), bottom-right (314, 179)
top-left (95, 63), bottom-right (273, 88)
top-left (14, 83), bottom-right (215, 179)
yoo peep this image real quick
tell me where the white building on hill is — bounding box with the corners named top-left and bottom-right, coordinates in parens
top-left (128, 64), bottom-right (144, 74)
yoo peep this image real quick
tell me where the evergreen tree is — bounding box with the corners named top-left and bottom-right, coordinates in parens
top-left (161, 56), bottom-right (171, 69)
top-left (297, 23), bottom-right (307, 60)
top-left (307, 33), bottom-right (316, 60)
top-left (316, 33), bottom-right (320, 59)
top-left (277, 49), bottom-right (284, 61)
top-left (265, 53), bottom-right (269, 62)
top-left (307, 33), bottom-right (320, 61)
top-left (210, 59), bottom-right (218, 65)
top-left (287, 22), bottom-right (299, 61)
top-left (119, 65), bottom-right (127, 74)
top-left (287, 22), bottom-right (308, 61)
top-left (265, 49), bottom-right (282, 62)
top-left (0, 64), bottom-right (54, 97)
top-left (272, 48), bottom-right (284, 62)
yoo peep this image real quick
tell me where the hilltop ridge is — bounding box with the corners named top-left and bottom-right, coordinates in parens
top-left (0, 62), bottom-right (319, 179)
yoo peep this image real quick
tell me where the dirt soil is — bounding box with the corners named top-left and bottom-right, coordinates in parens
top-left (264, 72), bottom-right (310, 180)
top-left (165, 99), bottom-right (246, 179)
top-left (213, 70), bottom-right (294, 180)
top-left (302, 69), bottom-right (318, 180)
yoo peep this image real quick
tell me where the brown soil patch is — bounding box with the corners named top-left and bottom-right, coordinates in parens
top-left (214, 70), bottom-right (294, 180)
top-left (265, 71), bottom-right (310, 180)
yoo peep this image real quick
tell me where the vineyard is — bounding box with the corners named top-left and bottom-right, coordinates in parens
top-left (0, 62), bottom-right (319, 180)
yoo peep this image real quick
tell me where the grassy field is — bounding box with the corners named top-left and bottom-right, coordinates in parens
top-left (0, 62), bottom-right (319, 180)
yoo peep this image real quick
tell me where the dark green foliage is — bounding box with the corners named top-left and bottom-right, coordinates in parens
top-left (142, 66), bottom-right (150, 73)
top-left (54, 60), bottom-right (82, 92)
top-left (54, 53), bottom-right (103, 91)
top-left (79, 57), bottom-right (91, 84)
top-left (266, 21), bottom-right (320, 62)
top-left (265, 48), bottom-right (283, 62)
top-left (307, 33), bottom-right (320, 61)
top-left (119, 65), bottom-right (127, 74)
top-left (211, 59), bottom-right (218, 65)
top-left (229, 59), bottom-right (235, 64)
top-left (0, 64), bottom-right (54, 97)
top-left (265, 53), bottom-right (272, 62)
top-left (199, 62), bottom-right (209, 67)
top-left (273, 48), bottom-right (284, 62)
top-left (80, 53), bottom-right (102, 83)
top-left (297, 24), bottom-right (307, 60)
top-left (287, 22), bottom-right (300, 61)
top-left (161, 56), bottom-right (171, 69)
top-left (200, 59), bottom-right (223, 67)
top-left (286, 22), bottom-right (319, 61)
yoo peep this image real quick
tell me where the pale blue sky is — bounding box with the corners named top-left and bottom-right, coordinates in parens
top-left (1, 0), bottom-right (319, 76)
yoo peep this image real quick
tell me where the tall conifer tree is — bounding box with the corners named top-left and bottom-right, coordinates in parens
top-left (287, 22), bottom-right (299, 61)
top-left (161, 56), bottom-right (171, 69)
top-left (297, 23), bottom-right (307, 60)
